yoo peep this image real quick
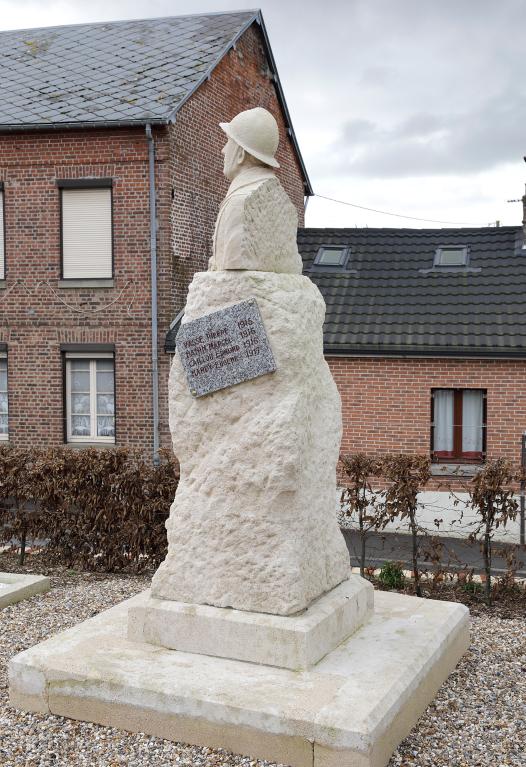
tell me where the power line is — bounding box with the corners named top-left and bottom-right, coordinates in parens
top-left (314, 193), bottom-right (484, 227)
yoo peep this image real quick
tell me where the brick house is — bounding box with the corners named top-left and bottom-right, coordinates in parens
top-left (0, 11), bottom-right (311, 457)
top-left (298, 224), bottom-right (526, 541)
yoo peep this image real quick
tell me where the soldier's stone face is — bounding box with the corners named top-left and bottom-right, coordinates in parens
top-left (222, 137), bottom-right (243, 181)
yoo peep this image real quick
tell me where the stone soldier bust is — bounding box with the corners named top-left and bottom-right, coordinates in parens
top-left (149, 106), bottom-right (350, 617)
top-left (208, 107), bottom-right (303, 274)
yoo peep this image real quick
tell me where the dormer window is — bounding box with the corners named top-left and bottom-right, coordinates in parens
top-left (313, 245), bottom-right (350, 270)
top-left (434, 246), bottom-right (469, 267)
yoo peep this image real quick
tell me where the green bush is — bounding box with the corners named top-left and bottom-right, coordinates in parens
top-left (378, 561), bottom-right (405, 590)
top-left (462, 581), bottom-right (483, 594)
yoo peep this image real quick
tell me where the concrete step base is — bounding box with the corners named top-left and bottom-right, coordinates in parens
top-left (128, 576), bottom-right (374, 670)
top-left (0, 572), bottom-right (50, 608)
top-left (9, 589), bottom-right (469, 767)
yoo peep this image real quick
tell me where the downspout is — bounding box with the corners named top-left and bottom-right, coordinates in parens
top-left (146, 123), bottom-right (160, 465)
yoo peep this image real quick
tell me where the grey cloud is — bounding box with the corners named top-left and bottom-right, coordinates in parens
top-left (359, 66), bottom-right (391, 87)
top-left (341, 118), bottom-right (377, 143)
top-left (332, 89), bottom-right (526, 178)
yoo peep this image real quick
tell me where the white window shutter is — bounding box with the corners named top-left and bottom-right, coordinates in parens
top-left (62, 188), bottom-right (112, 278)
top-left (0, 191), bottom-right (4, 280)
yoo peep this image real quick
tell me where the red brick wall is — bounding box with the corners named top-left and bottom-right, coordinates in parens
top-left (157, 21), bottom-right (307, 447)
top-left (329, 356), bottom-right (526, 477)
top-left (0, 127), bottom-right (161, 451)
top-left (0, 20), bottom-right (307, 455)
top-left (168, 22), bottom-right (305, 310)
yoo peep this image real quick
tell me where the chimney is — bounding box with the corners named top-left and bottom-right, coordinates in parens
top-left (523, 184), bottom-right (526, 247)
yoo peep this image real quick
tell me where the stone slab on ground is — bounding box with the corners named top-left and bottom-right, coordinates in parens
top-left (128, 576), bottom-right (374, 670)
top-left (9, 589), bottom-right (469, 767)
top-left (0, 572), bottom-right (50, 609)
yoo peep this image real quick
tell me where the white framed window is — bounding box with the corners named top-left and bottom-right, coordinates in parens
top-left (0, 355), bottom-right (7, 440)
top-left (0, 187), bottom-right (5, 280)
top-left (61, 186), bottom-right (113, 279)
top-left (65, 353), bottom-right (115, 443)
top-left (431, 388), bottom-right (486, 461)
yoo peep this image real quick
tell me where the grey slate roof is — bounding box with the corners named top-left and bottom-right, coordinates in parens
top-left (299, 226), bottom-right (526, 357)
top-left (0, 12), bottom-right (257, 128)
top-left (166, 226), bottom-right (526, 357)
top-left (0, 11), bottom-right (313, 193)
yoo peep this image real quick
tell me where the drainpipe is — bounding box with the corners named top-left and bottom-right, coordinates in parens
top-left (146, 124), bottom-right (160, 465)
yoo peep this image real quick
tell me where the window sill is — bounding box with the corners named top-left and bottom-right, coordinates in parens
top-left (66, 442), bottom-right (116, 450)
top-left (58, 279), bottom-right (114, 288)
top-left (0, 280), bottom-right (6, 290)
top-left (431, 462), bottom-right (483, 477)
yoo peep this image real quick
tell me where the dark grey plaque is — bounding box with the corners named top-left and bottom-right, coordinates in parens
top-left (176, 298), bottom-right (276, 397)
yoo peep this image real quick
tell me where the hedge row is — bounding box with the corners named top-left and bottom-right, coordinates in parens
top-left (0, 446), bottom-right (178, 572)
top-left (339, 453), bottom-right (522, 603)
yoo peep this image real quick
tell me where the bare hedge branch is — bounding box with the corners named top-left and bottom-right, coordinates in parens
top-left (0, 446), bottom-right (178, 572)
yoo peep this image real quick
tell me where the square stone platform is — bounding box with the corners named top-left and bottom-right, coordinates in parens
top-left (0, 572), bottom-right (50, 609)
top-left (9, 589), bottom-right (469, 767)
top-left (128, 577), bottom-right (374, 670)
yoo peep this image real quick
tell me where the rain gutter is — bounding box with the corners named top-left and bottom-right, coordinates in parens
top-left (0, 118), bottom-right (166, 133)
top-left (324, 347), bottom-right (526, 360)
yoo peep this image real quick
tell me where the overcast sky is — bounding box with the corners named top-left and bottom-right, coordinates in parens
top-left (1, 0), bottom-right (525, 228)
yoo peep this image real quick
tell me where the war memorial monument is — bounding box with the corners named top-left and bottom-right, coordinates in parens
top-left (9, 108), bottom-right (470, 767)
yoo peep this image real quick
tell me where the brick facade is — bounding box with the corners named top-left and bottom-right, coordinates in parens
top-left (159, 22), bottom-right (306, 446)
top-left (329, 356), bottom-right (526, 484)
top-left (0, 21), bottom-right (306, 456)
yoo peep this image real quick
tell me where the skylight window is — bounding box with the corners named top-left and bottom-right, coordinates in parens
top-left (434, 246), bottom-right (469, 267)
top-left (313, 245), bottom-right (350, 269)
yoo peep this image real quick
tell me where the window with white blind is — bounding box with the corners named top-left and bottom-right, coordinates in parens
top-left (0, 355), bottom-right (7, 440)
top-left (431, 389), bottom-right (486, 462)
top-left (60, 184), bottom-right (113, 279)
top-left (65, 354), bottom-right (115, 443)
top-left (0, 187), bottom-right (5, 280)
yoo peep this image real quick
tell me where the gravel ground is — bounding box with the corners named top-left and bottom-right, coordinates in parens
top-left (0, 558), bottom-right (524, 767)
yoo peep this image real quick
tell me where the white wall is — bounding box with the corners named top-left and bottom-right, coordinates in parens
top-left (338, 489), bottom-right (522, 544)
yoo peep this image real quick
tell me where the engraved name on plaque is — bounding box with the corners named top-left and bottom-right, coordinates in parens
top-left (176, 298), bottom-right (276, 397)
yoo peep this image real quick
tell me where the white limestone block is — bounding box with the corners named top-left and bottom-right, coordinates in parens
top-left (129, 577), bottom-right (373, 670)
top-left (0, 572), bottom-right (50, 609)
top-left (151, 270), bottom-right (350, 615)
top-left (9, 590), bottom-right (470, 767)
top-left (210, 173), bottom-right (303, 273)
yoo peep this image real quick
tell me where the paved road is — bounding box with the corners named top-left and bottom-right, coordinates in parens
top-left (341, 529), bottom-right (526, 578)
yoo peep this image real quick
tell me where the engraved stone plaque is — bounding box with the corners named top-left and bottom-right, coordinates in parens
top-left (176, 298), bottom-right (276, 397)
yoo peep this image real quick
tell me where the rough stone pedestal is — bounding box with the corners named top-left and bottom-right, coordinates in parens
top-left (9, 590), bottom-right (469, 767)
top-left (128, 576), bottom-right (373, 671)
top-left (151, 270), bottom-right (350, 616)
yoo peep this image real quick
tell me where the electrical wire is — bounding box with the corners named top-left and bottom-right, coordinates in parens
top-left (314, 193), bottom-right (484, 227)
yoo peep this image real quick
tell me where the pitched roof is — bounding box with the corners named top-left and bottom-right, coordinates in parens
top-left (0, 10), bottom-right (312, 193)
top-left (0, 12), bottom-right (257, 128)
top-left (298, 226), bottom-right (526, 358)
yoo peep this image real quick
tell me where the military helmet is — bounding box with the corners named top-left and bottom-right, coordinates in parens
top-left (219, 107), bottom-right (280, 168)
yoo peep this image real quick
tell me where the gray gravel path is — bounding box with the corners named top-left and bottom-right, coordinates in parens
top-left (0, 568), bottom-right (524, 767)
